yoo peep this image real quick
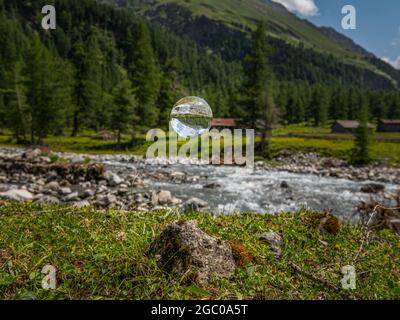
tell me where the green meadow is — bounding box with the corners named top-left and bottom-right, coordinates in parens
top-left (0, 203), bottom-right (398, 300)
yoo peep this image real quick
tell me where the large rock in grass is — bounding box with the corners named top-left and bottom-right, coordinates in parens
top-left (260, 231), bottom-right (283, 257)
top-left (150, 220), bottom-right (236, 285)
top-left (0, 189), bottom-right (33, 201)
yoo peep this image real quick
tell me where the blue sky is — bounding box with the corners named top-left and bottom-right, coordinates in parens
top-left (271, 0), bottom-right (400, 69)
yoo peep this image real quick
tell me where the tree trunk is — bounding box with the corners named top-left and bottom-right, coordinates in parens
top-left (72, 111), bottom-right (79, 137)
top-left (258, 127), bottom-right (271, 154)
top-left (117, 129), bottom-right (121, 149)
top-left (130, 125), bottom-right (138, 146)
top-left (14, 69), bottom-right (27, 141)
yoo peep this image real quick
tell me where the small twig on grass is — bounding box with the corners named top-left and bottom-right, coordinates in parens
top-left (351, 204), bottom-right (379, 265)
top-left (288, 261), bottom-right (357, 300)
top-left (352, 204), bottom-right (400, 266)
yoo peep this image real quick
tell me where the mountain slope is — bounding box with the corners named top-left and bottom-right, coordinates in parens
top-left (121, 0), bottom-right (362, 57)
top-left (104, 0), bottom-right (400, 88)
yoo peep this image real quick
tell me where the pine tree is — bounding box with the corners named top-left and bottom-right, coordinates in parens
top-left (111, 67), bottom-right (136, 147)
top-left (97, 32), bottom-right (121, 130)
top-left (350, 104), bottom-right (373, 166)
top-left (347, 88), bottom-right (359, 120)
top-left (128, 20), bottom-right (160, 135)
top-left (156, 58), bottom-right (179, 129)
top-left (240, 22), bottom-right (277, 154)
top-left (6, 61), bottom-right (29, 141)
top-left (388, 92), bottom-right (400, 118)
top-left (310, 85), bottom-right (329, 126)
top-left (0, 11), bottom-right (28, 138)
top-left (294, 85), bottom-right (306, 124)
top-left (24, 34), bottom-right (71, 143)
top-left (284, 83), bottom-right (295, 123)
top-left (70, 29), bottom-right (103, 136)
top-left (329, 87), bottom-right (348, 120)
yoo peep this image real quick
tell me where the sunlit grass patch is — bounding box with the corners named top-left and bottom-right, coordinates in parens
top-left (0, 202), bottom-right (398, 300)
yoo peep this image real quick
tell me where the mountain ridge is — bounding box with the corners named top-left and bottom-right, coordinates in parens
top-left (102, 0), bottom-right (399, 88)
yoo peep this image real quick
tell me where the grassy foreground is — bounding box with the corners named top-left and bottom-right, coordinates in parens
top-left (0, 202), bottom-right (399, 300)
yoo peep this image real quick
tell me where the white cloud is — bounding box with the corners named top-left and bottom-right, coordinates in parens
top-left (391, 38), bottom-right (400, 46)
top-left (271, 0), bottom-right (319, 16)
top-left (392, 26), bottom-right (400, 46)
top-left (382, 56), bottom-right (400, 70)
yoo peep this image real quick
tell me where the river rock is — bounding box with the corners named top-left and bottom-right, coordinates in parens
top-left (44, 181), bottom-right (60, 192)
top-left (97, 185), bottom-right (108, 193)
top-left (171, 197), bottom-right (182, 205)
top-left (0, 189), bottom-right (33, 201)
top-left (117, 187), bottom-right (129, 196)
top-left (259, 231), bottom-right (282, 257)
top-left (60, 180), bottom-right (71, 187)
top-left (182, 197), bottom-right (209, 212)
top-left (35, 195), bottom-right (60, 205)
top-left (72, 200), bottom-right (91, 208)
top-left (280, 181), bottom-right (289, 189)
top-left (104, 171), bottom-right (122, 186)
top-left (40, 157), bottom-right (52, 164)
top-left (203, 183), bottom-right (221, 189)
top-left (150, 191), bottom-right (159, 206)
top-left (360, 183), bottom-right (385, 194)
top-left (59, 187), bottom-right (72, 195)
top-left (82, 189), bottom-right (95, 198)
top-left (150, 220), bottom-right (236, 285)
top-left (386, 218), bottom-right (400, 234)
top-left (80, 181), bottom-right (92, 189)
top-left (134, 193), bottom-right (146, 204)
top-left (136, 204), bottom-right (149, 211)
top-left (22, 148), bottom-right (42, 160)
top-left (63, 192), bottom-right (80, 202)
top-left (70, 155), bottom-right (86, 164)
top-left (95, 194), bottom-right (117, 207)
top-left (35, 178), bottom-right (46, 186)
top-left (157, 190), bottom-right (172, 205)
top-left (171, 171), bottom-right (185, 179)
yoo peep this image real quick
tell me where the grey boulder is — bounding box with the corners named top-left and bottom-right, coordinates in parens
top-left (150, 220), bottom-right (236, 285)
top-left (0, 189), bottom-right (34, 201)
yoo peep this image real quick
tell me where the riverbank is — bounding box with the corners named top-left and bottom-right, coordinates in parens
top-left (262, 150), bottom-right (400, 184)
top-left (1, 129), bottom-right (400, 166)
top-left (0, 202), bottom-right (398, 300)
top-left (0, 147), bottom-right (399, 216)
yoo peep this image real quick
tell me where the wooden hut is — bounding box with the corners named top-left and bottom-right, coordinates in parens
top-left (211, 118), bottom-right (238, 131)
top-left (377, 119), bottom-right (400, 132)
top-left (331, 120), bottom-right (374, 133)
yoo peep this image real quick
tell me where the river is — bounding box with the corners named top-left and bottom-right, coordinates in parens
top-left (104, 158), bottom-right (399, 220)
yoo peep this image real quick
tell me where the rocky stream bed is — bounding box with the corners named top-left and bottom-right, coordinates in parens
top-left (0, 147), bottom-right (399, 219)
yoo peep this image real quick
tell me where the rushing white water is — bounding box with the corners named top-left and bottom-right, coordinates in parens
top-left (105, 159), bottom-right (399, 219)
